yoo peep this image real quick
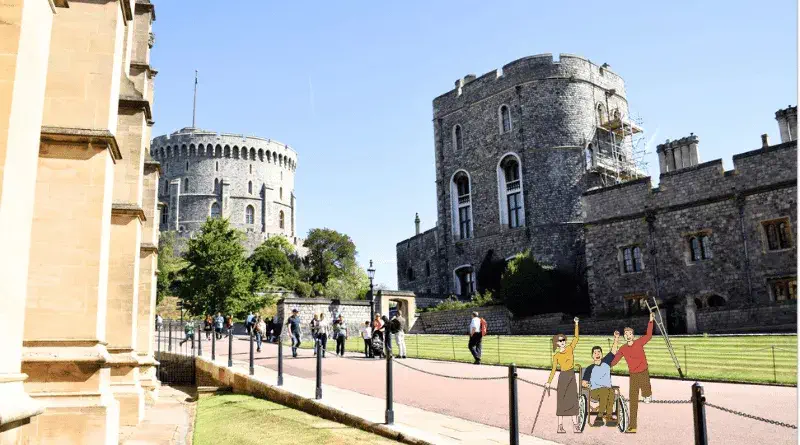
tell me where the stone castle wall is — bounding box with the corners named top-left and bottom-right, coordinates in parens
top-left (695, 302), bottom-right (797, 333)
top-left (275, 298), bottom-right (372, 340)
top-left (584, 141), bottom-right (797, 320)
top-left (410, 306), bottom-right (512, 334)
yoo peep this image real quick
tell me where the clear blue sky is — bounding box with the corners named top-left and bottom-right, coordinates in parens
top-left (150, 1), bottom-right (797, 290)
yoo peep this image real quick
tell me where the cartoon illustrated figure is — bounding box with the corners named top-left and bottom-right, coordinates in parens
top-left (611, 311), bottom-right (655, 433)
top-left (546, 317), bottom-right (581, 434)
top-left (581, 334), bottom-right (620, 427)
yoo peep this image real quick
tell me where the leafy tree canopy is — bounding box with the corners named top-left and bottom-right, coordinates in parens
top-left (248, 242), bottom-right (298, 289)
top-left (303, 228), bottom-right (357, 285)
top-left (157, 231), bottom-right (186, 305)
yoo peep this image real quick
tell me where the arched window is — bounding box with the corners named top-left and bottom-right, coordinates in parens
top-left (497, 154), bottom-right (524, 229)
top-left (454, 266), bottom-right (475, 297)
top-left (450, 171), bottom-right (472, 240)
top-left (453, 125), bottom-right (463, 151)
top-left (224, 145), bottom-right (231, 158)
top-left (250, 148), bottom-right (256, 161)
top-left (161, 205), bottom-right (168, 224)
top-left (183, 178), bottom-right (188, 193)
top-left (210, 202), bottom-right (221, 218)
top-left (248, 181), bottom-right (253, 194)
top-left (245, 205), bottom-right (255, 224)
top-left (279, 210), bottom-right (285, 229)
top-left (585, 144), bottom-right (594, 170)
top-left (706, 295), bottom-right (726, 308)
top-left (499, 105), bottom-right (511, 134)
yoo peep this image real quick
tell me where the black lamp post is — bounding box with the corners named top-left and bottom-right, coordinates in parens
top-left (367, 260), bottom-right (376, 324)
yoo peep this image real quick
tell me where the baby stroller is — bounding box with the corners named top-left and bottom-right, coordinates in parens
top-left (370, 332), bottom-right (385, 358)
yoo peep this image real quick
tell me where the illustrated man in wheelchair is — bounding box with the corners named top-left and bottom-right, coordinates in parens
top-left (579, 332), bottom-right (629, 430)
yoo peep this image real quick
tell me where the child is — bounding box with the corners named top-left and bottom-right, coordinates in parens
top-left (361, 321), bottom-right (372, 358)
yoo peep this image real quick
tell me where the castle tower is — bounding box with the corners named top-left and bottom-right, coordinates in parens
top-left (656, 134), bottom-right (700, 174)
top-left (775, 105), bottom-right (797, 143)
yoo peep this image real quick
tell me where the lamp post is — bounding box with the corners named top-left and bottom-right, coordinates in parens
top-left (367, 260), bottom-right (376, 324)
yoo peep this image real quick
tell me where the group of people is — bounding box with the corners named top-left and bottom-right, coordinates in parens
top-left (545, 313), bottom-right (655, 435)
top-left (202, 313), bottom-right (234, 340)
top-left (284, 309), bottom-right (409, 359)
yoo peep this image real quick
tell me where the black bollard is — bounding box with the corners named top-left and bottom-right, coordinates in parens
top-left (228, 325), bottom-right (233, 367)
top-left (249, 332), bottom-right (255, 375)
top-left (168, 320), bottom-right (173, 352)
top-left (385, 342), bottom-right (394, 425)
top-left (211, 326), bottom-right (216, 361)
top-left (692, 382), bottom-right (708, 445)
top-left (315, 340), bottom-right (322, 399)
top-left (509, 363), bottom-right (519, 445)
top-left (277, 333), bottom-right (284, 386)
top-left (156, 323), bottom-right (161, 380)
top-left (198, 323), bottom-right (202, 357)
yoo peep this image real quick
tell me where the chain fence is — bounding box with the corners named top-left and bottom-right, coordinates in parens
top-left (705, 401), bottom-right (797, 429)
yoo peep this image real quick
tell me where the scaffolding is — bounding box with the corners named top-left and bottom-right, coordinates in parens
top-left (590, 109), bottom-right (648, 187)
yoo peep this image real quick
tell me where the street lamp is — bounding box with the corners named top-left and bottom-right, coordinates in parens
top-left (367, 260), bottom-right (376, 324)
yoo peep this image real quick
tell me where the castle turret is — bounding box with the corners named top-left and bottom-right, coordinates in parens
top-left (414, 213), bottom-right (420, 235)
top-left (775, 105), bottom-right (797, 143)
top-left (657, 133), bottom-right (699, 174)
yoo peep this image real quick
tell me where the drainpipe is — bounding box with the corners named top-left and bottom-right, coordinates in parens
top-left (735, 193), bottom-right (755, 304)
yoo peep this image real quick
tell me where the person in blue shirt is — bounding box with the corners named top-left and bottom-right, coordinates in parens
top-left (581, 334), bottom-right (620, 427)
top-left (214, 312), bottom-right (224, 340)
top-left (245, 312), bottom-right (255, 335)
top-left (287, 309), bottom-right (302, 358)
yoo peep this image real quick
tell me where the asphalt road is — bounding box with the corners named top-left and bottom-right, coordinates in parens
top-left (172, 334), bottom-right (798, 445)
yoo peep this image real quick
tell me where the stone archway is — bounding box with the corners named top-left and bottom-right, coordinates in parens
top-left (375, 290), bottom-right (417, 330)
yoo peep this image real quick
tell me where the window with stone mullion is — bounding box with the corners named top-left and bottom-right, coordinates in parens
top-left (507, 193), bottom-right (522, 228)
top-left (459, 206), bottom-right (471, 240)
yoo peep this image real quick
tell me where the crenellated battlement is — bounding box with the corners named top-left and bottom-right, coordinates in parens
top-left (584, 141), bottom-right (797, 223)
top-left (434, 53), bottom-right (627, 117)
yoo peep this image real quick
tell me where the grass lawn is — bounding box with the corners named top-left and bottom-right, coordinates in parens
top-left (287, 334), bottom-right (798, 385)
top-left (193, 394), bottom-right (399, 445)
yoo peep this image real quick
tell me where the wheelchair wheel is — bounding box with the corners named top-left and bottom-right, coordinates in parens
top-left (616, 396), bottom-right (630, 433)
top-left (577, 393), bottom-right (588, 432)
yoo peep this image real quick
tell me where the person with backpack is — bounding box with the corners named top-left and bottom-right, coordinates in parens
top-left (468, 311), bottom-right (485, 364)
top-left (254, 316), bottom-right (266, 352)
top-left (333, 314), bottom-right (347, 356)
top-left (390, 313), bottom-right (407, 359)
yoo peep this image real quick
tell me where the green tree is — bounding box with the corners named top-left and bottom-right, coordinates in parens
top-left (323, 266), bottom-right (370, 300)
top-left (157, 231), bottom-right (186, 305)
top-left (248, 242), bottom-right (298, 289)
top-left (177, 218), bottom-right (269, 318)
top-left (303, 228), bottom-right (357, 285)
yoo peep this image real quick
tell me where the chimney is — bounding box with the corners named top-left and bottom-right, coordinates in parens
top-left (775, 105), bottom-right (797, 143)
top-left (414, 213), bottom-right (420, 236)
top-left (761, 134), bottom-right (770, 148)
top-left (656, 133), bottom-right (700, 175)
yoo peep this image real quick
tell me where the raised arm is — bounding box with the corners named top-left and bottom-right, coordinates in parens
top-left (610, 347), bottom-right (624, 367)
top-left (641, 313), bottom-right (655, 345)
top-left (611, 330), bottom-right (620, 355)
top-left (569, 317), bottom-right (579, 349)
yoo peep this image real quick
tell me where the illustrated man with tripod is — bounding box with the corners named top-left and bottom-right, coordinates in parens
top-left (610, 311), bottom-right (655, 434)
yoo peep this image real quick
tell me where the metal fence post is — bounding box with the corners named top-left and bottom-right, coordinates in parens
top-left (249, 332), bottom-right (255, 375)
top-left (277, 334), bottom-right (284, 386)
top-left (509, 363), bottom-right (519, 445)
top-left (683, 345), bottom-right (687, 376)
top-left (228, 326), bottom-right (233, 367)
top-left (386, 341), bottom-right (394, 425)
top-left (168, 320), bottom-right (173, 352)
top-left (691, 382), bottom-right (708, 445)
top-left (211, 326), bottom-right (216, 361)
top-left (497, 335), bottom-right (501, 364)
top-left (772, 345), bottom-right (777, 383)
top-left (451, 335), bottom-right (456, 360)
top-left (315, 340), bottom-right (323, 399)
top-left (415, 334), bottom-right (419, 358)
top-left (198, 322), bottom-right (202, 357)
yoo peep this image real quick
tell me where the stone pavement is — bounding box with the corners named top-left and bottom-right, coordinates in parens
top-left (118, 385), bottom-right (195, 445)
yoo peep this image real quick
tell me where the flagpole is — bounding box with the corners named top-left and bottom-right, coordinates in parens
top-left (192, 70), bottom-right (198, 128)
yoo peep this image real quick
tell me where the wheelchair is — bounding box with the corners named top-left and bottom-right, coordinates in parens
top-left (575, 365), bottom-right (630, 433)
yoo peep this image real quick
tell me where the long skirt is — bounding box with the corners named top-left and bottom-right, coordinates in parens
top-left (556, 370), bottom-right (578, 416)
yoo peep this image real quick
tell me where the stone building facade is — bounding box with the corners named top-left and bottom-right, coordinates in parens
top-left (0, 1), bottom-right (161, 443)
top-left (150, 128), bottom-right (305, 255)
top-left (584, 107), bottom-right (797, 333)
top-left (397, 53), bottom-right (641, 298)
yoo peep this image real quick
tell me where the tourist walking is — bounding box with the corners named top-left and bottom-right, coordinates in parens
top-left (391, 313), bottom-right (407, 358)
top-left (214, 312), bottom-right (224, 340)
top-left (361, 321), bottom-right (372, 358)
top-left (288, 309), bottom-right (302, 358)
top-left (310, 314), bottom-right (320, 356)
top-left (203, 315), bottom-right (213, 340)
top-left (225, 314), bottom-right (233, 337)
top-left (381, 315), bottom-right (392, 352)
top-left (546, 317), bottom-right (581, 434)
top-left (254, 316), bottom-right (266, 352)
top-left (318, 313), bottom-right (330, 358)
top-left (334, 314), bottom-right (348, 356)
top-left (610, 312), bottom-right (655, 434)
top-left (468, 311), bottom-right (483, 364)
top-left (179, 321), bottom-right (195, 349)
top-left (245, 311), bottom-right (255, 336)
top-left (266, 317), bottom-right (275, 343)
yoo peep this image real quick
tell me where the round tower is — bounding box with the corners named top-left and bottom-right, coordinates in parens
top-left (151, 127), bottom-right (302, 253)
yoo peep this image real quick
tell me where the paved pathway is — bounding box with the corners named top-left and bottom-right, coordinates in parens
top-left (162, 334), bottom-right (798, 445)
top-left (118, 385), bottom-right (195, 445)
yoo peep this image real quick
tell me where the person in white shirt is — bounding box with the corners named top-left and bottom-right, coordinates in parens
top-left (468, 311), bottom-right (482, 365)
top-left (318, 313), bottom-right (330, 358)
top-left (361, 321), bottom-right (373, 358)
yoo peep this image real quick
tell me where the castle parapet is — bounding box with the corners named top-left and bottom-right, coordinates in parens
top-left (656, 133), bottom-right (699, 174)
top-left (775, 105), bottom-right (797, 143)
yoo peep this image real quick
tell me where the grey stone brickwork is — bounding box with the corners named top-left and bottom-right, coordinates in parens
top-left (151, 127), bottom-right (306, 255)
top-left (694, 301), bottom-right (797, 333)
top-left (398, 53), bottom-right (633, 297)
top-left (275, 298), bottom-right (371, 341)
top-left (410, 306), bottom-right (512, 335)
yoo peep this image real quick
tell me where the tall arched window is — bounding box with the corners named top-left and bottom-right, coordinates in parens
top-left (497, 154), bottom-right (525, 229)
top-left (585, 144), bottom-right (594, 170)
top-left (248, 181), bottom-right (253, 194)
top-left (454, 266), bottom-right (475, 297)
top-left (245, 205), bottom-right (255, 224)
top-left (279, 210), bottom-right (285, 229)
top-left (453, 125), bottom-right (463, 151)
top-left (210, 202), bottom-right (221, 218)
top-left (450, 171), bottom-right (472, 240)
top-left (183, 178), bottom-right (188, 192)
top-left (161, 205), bottom-right (168, 224)
top-left (499, 105), bottom-right (511, 134)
